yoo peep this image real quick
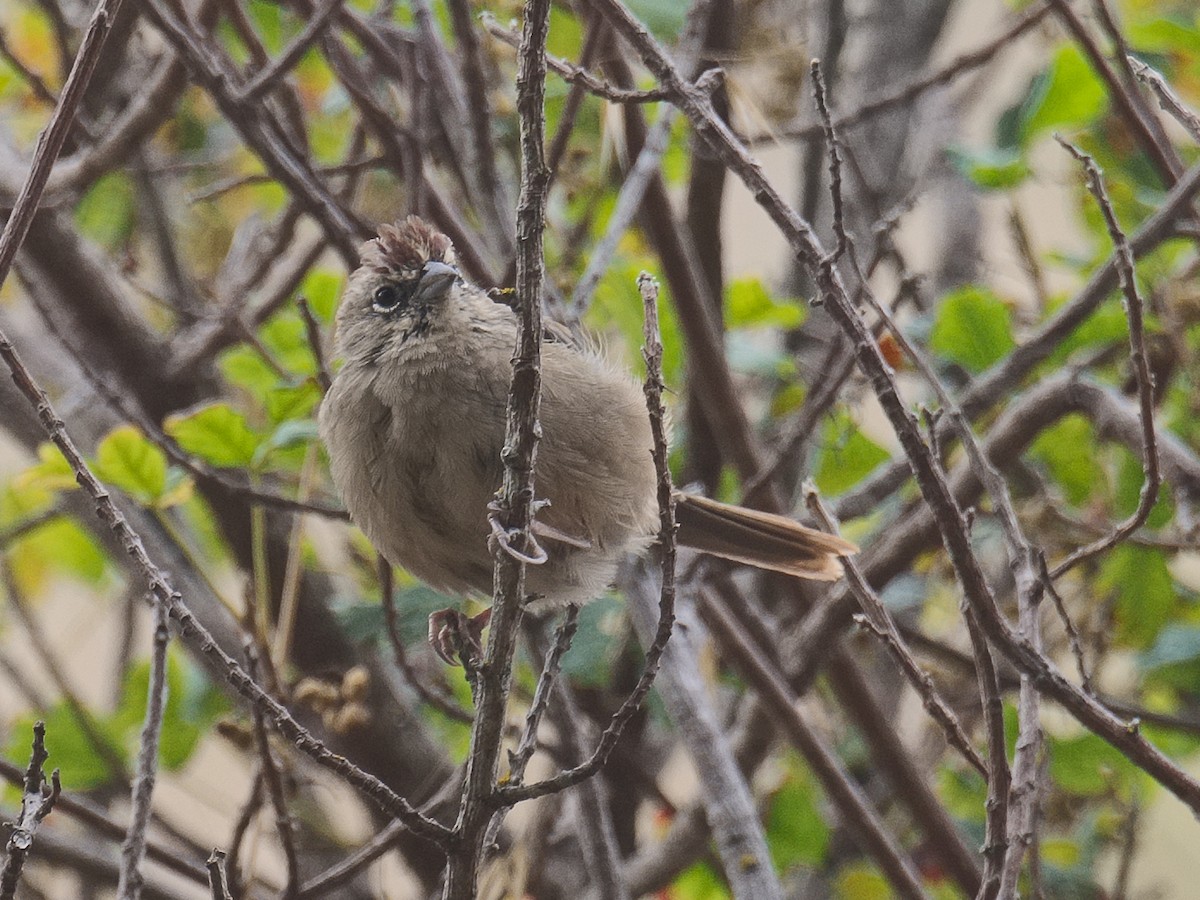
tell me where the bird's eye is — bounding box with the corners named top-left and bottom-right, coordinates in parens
top-left (372, 283), bottom-right (410, 313)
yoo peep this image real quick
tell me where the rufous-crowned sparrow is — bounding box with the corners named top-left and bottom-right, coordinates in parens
top-left (319, 217), bottom-right (855, 657)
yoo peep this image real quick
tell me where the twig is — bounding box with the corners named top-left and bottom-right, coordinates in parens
top-left (767, 0), bottom-right (1053, 142)
top-left (236, 0), bottom-right (345, 102)
top-left (446, 0), bottom-right (510, 240)
top-left (378, 557), bottom-right (473, 724)
top-left (1129, 56), bottom-right (1200, 144)
top-left (0, 27), bottom-right (63, 111)
top-left (0, 758), bottom-right (209, 888)
top-left (0, 723), bottom-right (61, 900)
top-left (1, 297), bottom-right (451, 848)
top-left (836, 159), bottom-right (1200, 523)
top-left (629, 573), bottom-right (785, 900)
top-left (1049, 0), bottom-right (1183, 185)
top-left (223, 772), bottom-right (263, 897)
top-left (700, 597), bottom-right (929, 899)
top-left (1052, 140), bottom-right (1161, 578)
top-left (206, 850), bottom-right (233, 900)
top-left (568, 108), bottom-right (677, 318)
top-left (247, 647), bottom-right (300, 898)
top-left (480, 608), bottom-right (580, 854)
top-left (115, 593), bottom-right (170, 900)
top-left (807, 493), bottom-right (986, 777)
top-left (442, 1), bottom-right (553, 894)
top-left (481, 13), bottom-right (672, 104)
top-left (589, 0), bottom-right (1200, 816)
top-left (1038, 552), bottom-right (1091, 692)
top-left (296, 295), bottom-right (332, 394)
top-left (810, 59), bottom-right (847, 264)
top-left (507, 609), bottom-right (581, 786)
top-left (494, 272), bottom-right (678, 806)
top-left (186, 155), bottom-right (386, 203)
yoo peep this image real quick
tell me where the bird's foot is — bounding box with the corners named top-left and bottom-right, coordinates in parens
top-left (486, 499), bottom-right (549, 565)
top-left (428, 607), bottom-right (492, 667)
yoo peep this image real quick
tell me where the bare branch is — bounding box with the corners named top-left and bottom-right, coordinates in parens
top-left (0, 723), bottom-right (61, 900)
top-left (115, 593), bottom-right (170, 900)
top-left (1051, 140), bottom-right (1161, 578)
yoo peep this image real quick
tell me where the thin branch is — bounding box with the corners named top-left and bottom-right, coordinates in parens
top-left (1051, 140), bottom-right (1160, 578)
top-left (247, 647), bottom-right (301, 898)
top-left (568, 108), bottom-right (677, 318)
top-left (1129, 56), bottom-right (1200, 144)
top-left (296, 295), bottom-right (332, 393)
top-left (590, 0), bottom-right (1200, 814)
top-left (0, 723), bottom-right (61, 900)
top-left (700, 597), bottom-right (930, 899)
top-left (115, 593), bottom-right (170, 900)
top-left (0, 301), bottom-right (452, 850)
top-left (442, 1), bottom-right (553, 893)
top-left (378, 557), bottom-right (473, 724)
top-left (236, 0), bottom-right (345, 102)
top-left (1049, 0), bottom-right (1183, 186)
top-left (495, 272), bottom-right (678, 806)
top-left (206, 850), bottom-right (233, 900)
top-left (767, 0), bottom-right (1053, 142)
top-left (0, 758), bottom-right (209, 888)
top-left (806, 492), bottom-right (986, 778)
top-left (481, 13), bottom-right (672, 103)
top-left (810, 59), bottom-right (847, 263)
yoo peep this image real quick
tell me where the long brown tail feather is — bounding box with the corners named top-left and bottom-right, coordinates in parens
top-left (672, 492), bottom-right (858, 581)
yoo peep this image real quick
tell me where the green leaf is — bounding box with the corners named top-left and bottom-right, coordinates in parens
top-left (15, 443), bottom-right (78, 493)
top-left (252, 419), bottom-right (320, 469)
top-left (301, 268), bottom-right (344, 322)
top-left (948, 146), bottom-right (1031, 190)
top-left (92, 426), bottom-right (168, 505)
top-left (670, 862), bottom-right (728, 900)
top-left (7, 517), bottom-right (108, 589)
top-left (115, 648), bottom-right (228, 770)
top-left (726, 278), bottom-right (805, 330)
top-left (930, 285), bottom-right (1016, 372)
top-left (219, 345), bottom-right (280, 399)
top-left (6, 707), bottom-right (125, 791)
top-left (1099, 545), bottom-right (1177, 649)
top-left (1030, 415), bottom-right (1105, 506)
top-left (1140, 623), bottom-right (1200, 672)
top-left (261, 311), bottom-right (317, 377)
top-left (165, 403), bottom-right (264, 469)
top-left (1048, 732), bottom-right (1135, 796)
top-left (75, 172), bottom-right (135, 248)
top-left (1114, 445), bottom-right (1173, 528)
top-left (835, 864), bottom-right (891, 900)
top-left (626, 0), bottom-right (686, 42)
top-left (1018, 44), bottom-right (1107, 145)
top-left (266, 380), bottom-right (322, 423)
top-left (814, 415), bottom-right (890, 496)
top-left (767, 775), bottom-right (829, 870)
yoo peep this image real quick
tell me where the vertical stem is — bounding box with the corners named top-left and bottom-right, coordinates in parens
top-left (442, 0), bottom-right (552, 895)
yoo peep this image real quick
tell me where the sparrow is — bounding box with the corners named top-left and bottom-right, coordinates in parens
top-left (319, 216), bottom-right (856, 661)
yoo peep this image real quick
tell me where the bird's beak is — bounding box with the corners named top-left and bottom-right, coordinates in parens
top-left (414, 260), bottom-right (459, 303)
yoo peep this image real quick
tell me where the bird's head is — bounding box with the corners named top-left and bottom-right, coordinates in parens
top-left (335, 216), bottom-right (466, 366)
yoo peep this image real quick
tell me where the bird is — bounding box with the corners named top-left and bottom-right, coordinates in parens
top-left (318, 216), bottom-right (857, 661)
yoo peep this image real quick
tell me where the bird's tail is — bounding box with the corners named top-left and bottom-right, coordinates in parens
top-left (673, 492), bottom-right (858, 581)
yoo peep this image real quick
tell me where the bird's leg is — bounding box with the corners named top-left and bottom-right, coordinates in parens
top-left (428, 607), bottom-right (492, 668)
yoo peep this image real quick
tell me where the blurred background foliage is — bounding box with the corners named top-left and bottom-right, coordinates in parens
top-left (0, 0), bottom-right (1199, 896)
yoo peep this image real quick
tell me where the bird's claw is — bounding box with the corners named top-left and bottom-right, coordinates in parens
top-left (428, 607), bottom-right (492, 667)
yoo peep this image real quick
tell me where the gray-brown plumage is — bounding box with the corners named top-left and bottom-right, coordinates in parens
top-left (319, 217), bottom-right (856, 612)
